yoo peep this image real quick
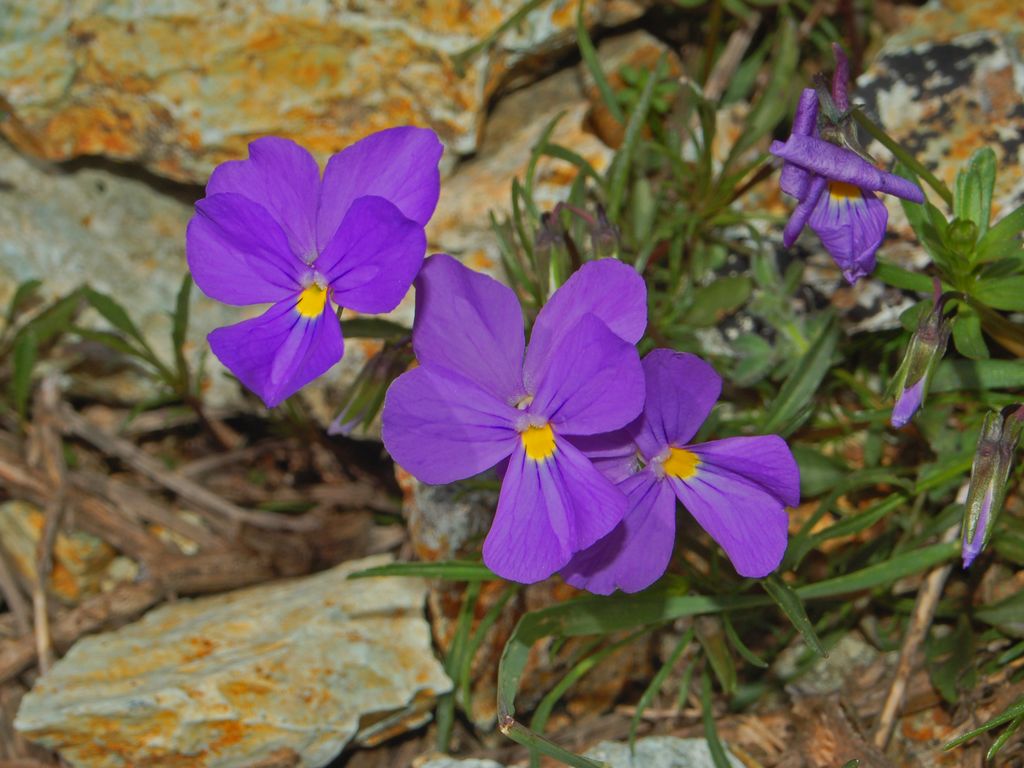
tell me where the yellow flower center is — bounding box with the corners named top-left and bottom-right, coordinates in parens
top-left (296, 284), bottom-right (328, 318)
top-left (521, 423), bottom-right (556, 462)
top-left (662, 447), bottom-right (700, 479)
top-left (828, 181), bottom-right (862, 200)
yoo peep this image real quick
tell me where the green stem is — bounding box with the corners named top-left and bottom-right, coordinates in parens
top-left (852, 108), bottom-right (953, 208)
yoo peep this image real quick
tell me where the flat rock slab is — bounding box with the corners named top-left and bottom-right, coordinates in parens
top-left (15, 554), bottom-right (452, 768)
top-left (0, 0), bottom-right (639, 182)
top-left (416, 737), bottom-right (743, 767)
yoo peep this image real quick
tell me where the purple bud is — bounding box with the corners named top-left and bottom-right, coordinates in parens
top-left (890, 291), bottom-right (952, 428)
top-left (831, 43), bottom-right (850, 113)
top-left (961, 406), bottom-right (1024, 568)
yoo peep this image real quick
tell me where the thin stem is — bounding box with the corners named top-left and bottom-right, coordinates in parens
top-left (852, 108), bottom-right (953, 208)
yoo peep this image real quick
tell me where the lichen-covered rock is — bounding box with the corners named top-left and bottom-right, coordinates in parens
top-left (15, 554), bottom-right (451, 768)
top-left (584, 736), bottom-right (744, 768)
top-left (0, 500), bottom-right (122, 604)
top-left (0, 0), bottom-right (641, 183)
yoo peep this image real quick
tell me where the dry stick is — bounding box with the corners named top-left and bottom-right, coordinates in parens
top-left (872, 523), bottom-right (961, 749)
top-left (702, 10), bottom-right (762, 102)
top-left (0, 550), bottom-right (31, 636)
top-left (30, 379), bottom-right (67, 675)
top-left (59, 404), bottom-right (318, 533)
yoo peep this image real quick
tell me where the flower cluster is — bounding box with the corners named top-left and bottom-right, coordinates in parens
top-left (771, 45), bottom-right (924, 283)
top-left (187, 128), bottom-right (442, 407)
top-left (381, 255), bottom-right (801, 590)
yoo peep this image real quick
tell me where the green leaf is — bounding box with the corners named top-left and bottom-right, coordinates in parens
top-left (971, 275), bottom-right (1024, 311)
top-left (976, 590), bottom-right (1024, 636)
top-left (4, 278), bottom-right (42, 328)
top-left (759, 314), bottom-right (839, 436)
top-left (629, 628), bottom-right (695, 748)
top-left (954, 147), bottom-right (996, 237)
top-left (700, 670), bottom-right (733, 768)
top-left (722, 613), bottom-right (768, 668)
top-left (576, 1), bottom-right (623, 125)
top-left (951, 305), bottom-right (989, 359)
top-left (976, 202), bottom-right (1024, 263)
top-left (606, 53), bottom-right (660, 221)
top-left (696, 618), bottom-right (737, 695)
top-left (347, 560), bottom-right (497, 581)
top-left (926, 617), bottom-right (977, 704)
top-left (762, 575), bottom-right (826, 658)
top-left (172, 274), bottom-right (193, 391)
top-left (85, 287), bottom-right (149, 347)
top-left (10, 329), bottom-right (37, 418)
top-left (790, 445), bottom-right (847, 498)
top-left (945, 695), bottom-right (1024, 752)
top-left (873, 260), bottom-right (936, 293)
top-left (12, 289), bottom-right (82, 349)
top-left (339, 317), bottom-right (411, 340)
top-left (683, 277), bottom-right (753, 327)
top-left (930, 359), bottom-right (1024, 392)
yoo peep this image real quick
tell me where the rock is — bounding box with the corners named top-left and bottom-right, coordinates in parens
top-left (583, 736), bottom-right (744, 768)
top-left (0, 500), bottom-right (122, 605)
top-left (15, 554), bottom-right (452, 768)
top-left (416, 759), bottom-right (505, 768)
top-left (0, 0), bottom-right (642, 183)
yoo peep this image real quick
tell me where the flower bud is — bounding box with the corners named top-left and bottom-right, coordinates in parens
top-left (961, 406), bottom-right (1024, 568)
top-left (890, 292), bottom-right (952, 427)
top-left (328, 339), bottom-right (413, 437)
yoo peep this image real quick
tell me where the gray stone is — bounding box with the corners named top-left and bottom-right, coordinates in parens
top-left (15, 554), bottom-right (452, 768)
top-left (584, 736), bottom-right (744, 768)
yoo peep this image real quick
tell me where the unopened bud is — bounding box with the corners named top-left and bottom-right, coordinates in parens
top-left (328, 339), bottom-right (413, 437)
top-left (890, 291), bottom-right (953, 427)
top-left (961, 406), bottom-right (1024, 568)
top-left (948, 218), bottom-right (978, 254)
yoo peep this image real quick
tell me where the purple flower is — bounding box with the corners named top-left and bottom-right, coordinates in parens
top-left (562, 350), bottom-right (800, 595)
top-left (770, 48), bottom-right (924, 283)
top-left (381, 254), bottom-right (647, 583)
top-left (187, 128), bottom-right (443, 407)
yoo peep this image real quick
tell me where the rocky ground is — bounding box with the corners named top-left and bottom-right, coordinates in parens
top-left (1, 1), bottom-right (1023, 766)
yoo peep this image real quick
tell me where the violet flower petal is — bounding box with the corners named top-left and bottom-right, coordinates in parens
top-left (411, 254), bottom-right (526, 404)
top-left (690, 435), bottom-right (801, 507)
top-left (783, 175), bottom-right (828, 248)
top-left (570, 428), bottom-right (639, 485)
top-left (187, 193), bottom-right (307, 306)
top-left (773, 134), bottom-right (925, 203)
top-left (809, 183), bottom-right (888, 283)
top-left (317, 126), bottom-right (443, 248)
top-left (528, 314), bottom-right (644, 437)
top-left (381, 364), bottom-right (520, 485)
top-left (206, 137), bottom-right (320, 259)
top-left (891, 378), bottom-right (925, 428)
top-left (208, 297), bottom-right (343, 408)
top-left (670, 468), bottom-right (789, 579)
top-left (315, 195), bottom-right (426, 313)
top-left (562, 470), bottom-right (676, 595)
top-left (525, 259), bottom-right (647, 381)
top-left (483, 437), bottom-right (627, 583)
top-left (778, 89), bottom-right (820, 200)
top-left (632, 349), bottom-right (722, 461)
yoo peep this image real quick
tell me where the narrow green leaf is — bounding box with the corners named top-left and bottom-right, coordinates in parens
top-left (722, 614), bottom-right (768, 668)
top-left (972, 275), bottom-right (1024, 311)
top-left (606, 55), bottom-right (660, 220)
top-left (954, 147), bottom-right (996, 236)
top-left (762, 575), bottom-right (826, 658)
top-left (339, 317), bottom-right (411, 340)
top-left (700, 670), bottom-right (733, 768)
top-left (682, 277), bottom-right (753, 327)
top-left (576, 1), bottom-right (623, 124)
top-left (873, 260), bottom-right (936, 292)
top-left (976, 202), bottom-right (1024, 263)
top-left (12, 289), bottom-right (82, 348)
top-left (951, 305), bottom-right (989, 359)
top-left (986, 714), bottom-right (1024, 760)
top-left (172, 274), bottom-right (193, 391)
top-left (759, 314), bottom-right (839, 435)
top-left (347, 560), bottom-right (497, 581)
top-left (4, 278), bottom-right (42, 328)
top-left (696, 618), bottom-right (737, 695)
top-left (930, 359), bottom-right (1024, 392)
top-left (10, 329), bottom-right (37, 418)
top-left (629, 628), bottom-right (695, 748)
top-left (944, 695), bottom-right (1024, 750)
top-left (85, 287), bottom-right (149, 346)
